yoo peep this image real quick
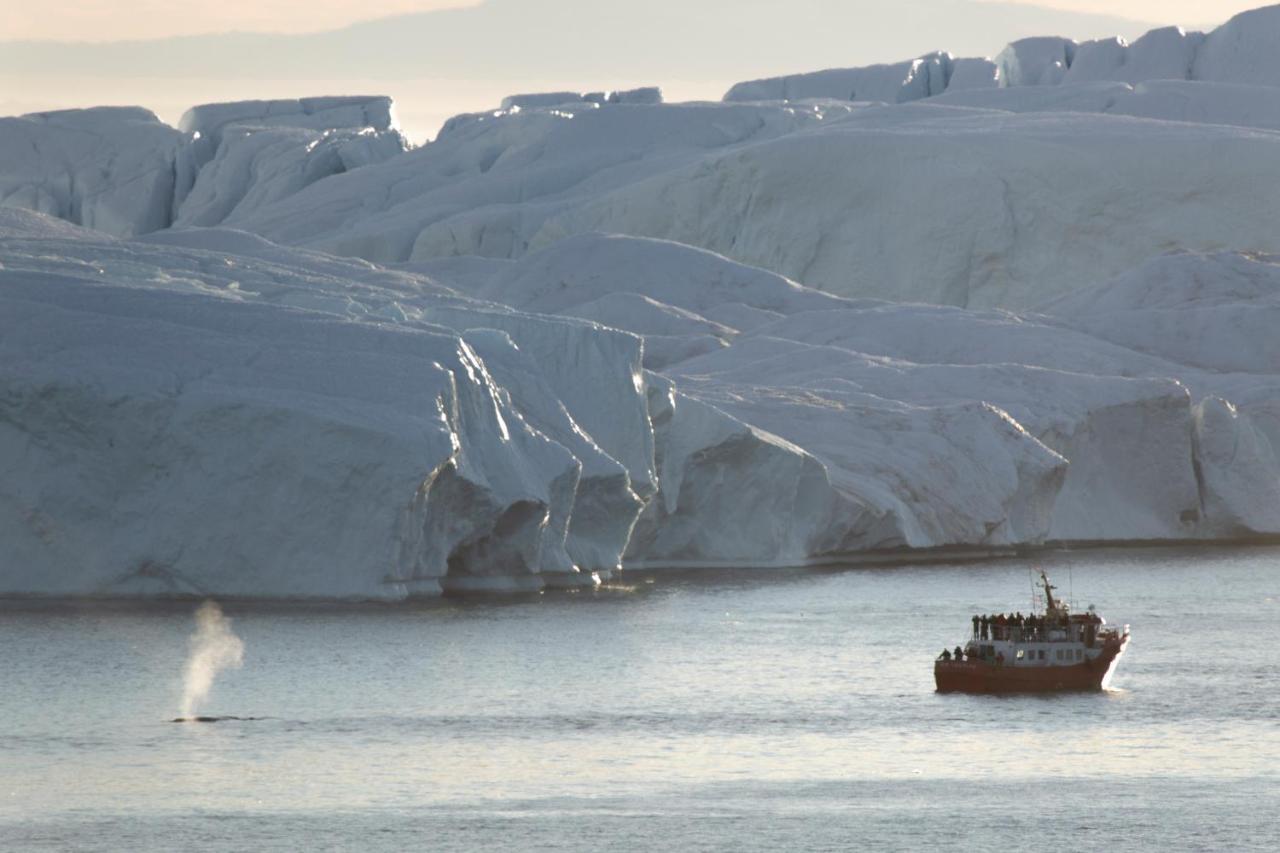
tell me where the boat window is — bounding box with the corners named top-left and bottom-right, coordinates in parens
top-left (1016, 649), bottom-right (1025, 660)
top-left (1038, 650), bottom-right (1045, 660)
top-left (1076, 649), bottom-right (1083, 661)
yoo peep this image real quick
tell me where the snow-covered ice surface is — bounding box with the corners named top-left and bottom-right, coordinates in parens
top-left (6, 6), bottom-right (1280, 598)
top-left (209, 93), bottom-right (1280, 310)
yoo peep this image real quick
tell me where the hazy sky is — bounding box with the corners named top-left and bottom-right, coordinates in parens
top-left (7, 1), bottom-right (477, 41)
top-left (4, 0), bottom-right (1255, 41)
top-left (991, 0), bottom-right (1261, 25)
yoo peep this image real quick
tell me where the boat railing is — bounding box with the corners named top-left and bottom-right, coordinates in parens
top-left (977, 626), bottom-right (1094, 643)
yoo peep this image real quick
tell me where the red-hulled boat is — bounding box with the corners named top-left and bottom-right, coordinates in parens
top-left (934, 570), bottom-right (1129, 694)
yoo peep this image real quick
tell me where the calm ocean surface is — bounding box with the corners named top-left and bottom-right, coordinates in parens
top-left (3, 548), bottom-right (1278, 851)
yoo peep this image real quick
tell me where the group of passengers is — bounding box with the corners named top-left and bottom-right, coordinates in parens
top-left (972, 612), bottom-right (1061, 642)
top-left (939, 611), bottom-right (1105, 662)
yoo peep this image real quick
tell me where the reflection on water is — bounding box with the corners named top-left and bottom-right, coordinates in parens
top-left (2, 547), bottom-right (1279, 850)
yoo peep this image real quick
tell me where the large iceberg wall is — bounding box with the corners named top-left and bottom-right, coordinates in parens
top-left (455, 236), bottom-right (1280, 548)
top-left (422, 235), bottom-right (1280, 549)
top-left (7, 223), bottom-right (968, 599)
top-left (725, 53), bottom-right (953, 103)
top-left (0, 107), bottom-right (193, 237)
top-left (0, 225), bottom-right (652, 598)
top-left (4, 220), bottom-right (1280, 600)
top-left (179, 96), bottom-right (400, 145)
top-left (3, 274), bottom-right (474, 599)
top-left (174, 96), bottom-right (409, 227)
top-left (7, 5), bottom-right (1280, 602)
top-left (173, 124), bottom-right (408, 228)
top-left (0, 97), bottom-right (409, 239)
top-left (721, 6), bottom-right (1280, 104)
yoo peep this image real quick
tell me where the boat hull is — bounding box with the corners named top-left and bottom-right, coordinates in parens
top-left (935, 636), bottom-right (1127, 694)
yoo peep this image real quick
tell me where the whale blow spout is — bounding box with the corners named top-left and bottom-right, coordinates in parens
top-left (178, 601), bottom-right (244, 721)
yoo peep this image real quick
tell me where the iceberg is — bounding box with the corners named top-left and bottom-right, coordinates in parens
top-left (994, 37), bottom-right (1076, 87)
top-left (0, 107), bottom-right (192, 237)
top-left (4, 217), bottom-right (1280, 599)
top-left (179, 96), bottom-right (400, 143)
top-left (0, 221), bottom-right (649, 597)
top-left (724, 53), bottom-right (951, 104)
top-left (0, 97), bottom-right (408, 240)
top-left (174, 124), bottom-right (408, 228)
top-left (719, 5), bottom-right (1280, 103)
top-left (5, 6), bottom-right (1280, 601)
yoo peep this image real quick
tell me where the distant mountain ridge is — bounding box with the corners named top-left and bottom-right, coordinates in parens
top-left (0, 0), bottom-right (1156, 82)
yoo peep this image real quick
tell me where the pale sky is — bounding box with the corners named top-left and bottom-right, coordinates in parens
top-left (988, 0), bottom-right (1264, 26)
top-left (1, 0), bottom-right (1261, 41)
top-left (6, 0), bottom-right (479, 41)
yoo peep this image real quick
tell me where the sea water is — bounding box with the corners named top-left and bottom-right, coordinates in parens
top-left (2, 547), bottom-right (1278, 851)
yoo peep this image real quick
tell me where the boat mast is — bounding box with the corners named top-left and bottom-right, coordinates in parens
top-left (1039, 569), bottom-right (1058, 613)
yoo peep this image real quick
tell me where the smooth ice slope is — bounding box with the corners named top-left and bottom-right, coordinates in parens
top-left (221, 91), bottom-right (1280, 309)
top-left (209, 100), bottom-right (1260, 306)
top-left (451, 232), bottom-right (858, 366)
top-left (532, 104), bottom-right (1280, 308)
top-left (1040, 251), bottom-right (1280, 374)
top-left (230, 100), bottom-right (859, 265)
top-left (931, 78), bottom-right (1280, 133)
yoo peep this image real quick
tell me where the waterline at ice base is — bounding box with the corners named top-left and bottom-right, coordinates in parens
top-left (6, 5), bottom-right (1280, 599)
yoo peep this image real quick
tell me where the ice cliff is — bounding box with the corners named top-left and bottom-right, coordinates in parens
top-left (0, 107), bottom-right (192, 237)
top-left (722, 6), bottom-right (1280, 103)
top-left (5, 6), bottom-right (1280, 598)
top-left (0, 97), bottom-right (408, 239)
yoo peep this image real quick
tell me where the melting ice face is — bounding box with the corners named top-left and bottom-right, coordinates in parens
top-left (179, 601), bottom-right (244, 720)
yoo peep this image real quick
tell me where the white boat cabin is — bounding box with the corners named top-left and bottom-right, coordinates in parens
top-left (945, 570), bottom-right (1129, 668)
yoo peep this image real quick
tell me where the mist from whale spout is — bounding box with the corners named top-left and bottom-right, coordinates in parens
top-left (179, 601), bottom-right (244, 721)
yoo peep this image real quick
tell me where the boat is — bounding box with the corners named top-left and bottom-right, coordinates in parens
top-left (934, 569), bottom-right (1129, 694)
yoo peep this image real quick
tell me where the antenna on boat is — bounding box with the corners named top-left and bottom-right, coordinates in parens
top-left (1039, 568), bottom-right (1059, 613)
